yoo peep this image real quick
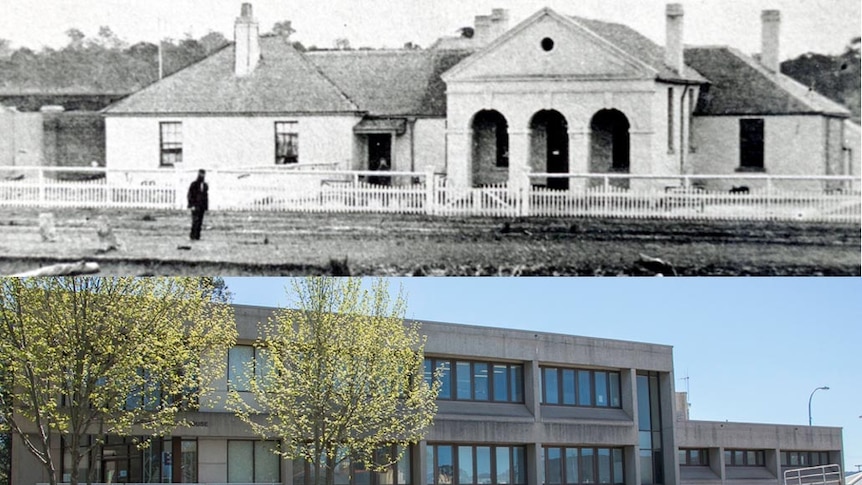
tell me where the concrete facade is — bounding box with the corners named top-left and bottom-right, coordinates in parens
top-left (9, 304), bottom-right (844, 485)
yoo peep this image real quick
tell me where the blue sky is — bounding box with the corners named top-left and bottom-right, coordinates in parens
top-left (2, 0), bottom-right (859, 58)
top-left (223, 277), bottom-right (862, 471)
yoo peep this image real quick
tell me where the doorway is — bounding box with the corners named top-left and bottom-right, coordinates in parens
top-left (368, 134), bottom-right (392, 185)
top-left (530, 110), bottom-right (569, 190)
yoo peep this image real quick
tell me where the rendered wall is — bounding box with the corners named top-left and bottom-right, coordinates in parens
top-left (0, 110), bottom-right (43, 167)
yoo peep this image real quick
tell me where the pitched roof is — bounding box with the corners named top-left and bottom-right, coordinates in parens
top-left (306, 49), bottom-right (472, 117)
top-left (106, 37), bottom-right (359, 114)
top-left (684, 46), bottom-right (850, 117)
top-left (570, 16), bottom-right (706, 83)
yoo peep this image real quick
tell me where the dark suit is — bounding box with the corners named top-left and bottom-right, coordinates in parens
top-left (187, 179), bottom-right (209, 240)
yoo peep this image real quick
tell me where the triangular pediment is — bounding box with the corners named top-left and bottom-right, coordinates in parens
top-left (443, 8), bottom-right (657, 82)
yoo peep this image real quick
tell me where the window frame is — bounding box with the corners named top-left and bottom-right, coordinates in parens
top-left (678, 449), bottom-right (709, 466)
top-left (542, 446), bottom-right (625, 485)
top-left (275, 121), bottom-right (299, 165)
top-left (427, 443), bottom-right (526, 485)
top-left (738, 118), bottom-right (765, 172)
top-left (227, 439), bottom-right (281, 483)
top-left (159, 121), bottom-right (183, 167)
top-left (425, 358), bottom-right (524, 403)
top-left (667, 88), bottom-right (675, 154)
top-left (724, 449), bottom-right (765, 467)
top-left (540, 367), bottom-right (622, 409)
top-left (227, 344), bottom-right (272, 392)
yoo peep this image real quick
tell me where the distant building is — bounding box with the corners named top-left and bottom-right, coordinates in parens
top-left (10, 305), bottom-right (844, 485)
top-left (103, 3), bottom-right (852, 191)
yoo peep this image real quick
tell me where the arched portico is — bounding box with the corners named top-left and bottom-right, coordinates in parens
top-left (590, 109), bottom-right (631, 188)
top-left (529, 110), bottom-right (569, 190)
top-left (470, 110), bottom-right (510, 187)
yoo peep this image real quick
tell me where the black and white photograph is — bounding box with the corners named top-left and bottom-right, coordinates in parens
top-left (0, 0), bottom-right (859, 275)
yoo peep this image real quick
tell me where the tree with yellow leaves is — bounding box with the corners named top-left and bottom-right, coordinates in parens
top-left (0, 277), bottom-right (237, 485)
top-left (228, 277), bottom-right (439, 485)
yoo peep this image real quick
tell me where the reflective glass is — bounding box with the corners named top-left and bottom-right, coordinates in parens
top-left (637, 375), bottom-right (651, 431)
top-left (565, 449), bottom-right (579, 485)
top-left (581, 448), bottom-right (595, 484)
top-left (562, 369), bottom-right (576, 405)
top-left (459, 446), bottom-right (474, 484)
top-left (612, 449), bottom-right (623, 484)
top-left (578, 371), bottom-right (592, 406)
top-left (456, 362), bottom-right (472, 400)
top-left (474, 363), bottom-right (489, 401)
top-left (546, 448), bottom-right (562, 485)
top-left (227, 441), bottom-right (253, 483)
top-left (255, 441), bottom-right (280, 483)
top-left (609, 373), bottom-right (621, 408)
top-left (513, 447), bottom-right (526, 484)
top-left (544, 368), bottom-right (559, 404)
top-left (639, 450), bottom-right (653, 485)
top-left (438, 446), bottom-right (453, 485)
top-left (476, 447), bottom-right (491, 485)
top-left (493, 365), bottom-right (509, 402)
top-left (511, 366), bottom-right (524, 403)
top-left (595, 372), bottom-right (608, 407)
top-left (439, 361), bottom-right (452, 399)
top-left (497, 447), bottom-right (510, 485)
top-left (426, 447), bottom-right (435, 485)
top-left (398, 446), bottom-right (412, 485)
top-left (598, 449), bottom-right (611, 484)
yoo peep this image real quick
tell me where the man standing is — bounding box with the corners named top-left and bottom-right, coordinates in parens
top-left (187, 169), bottom-right (209, 240)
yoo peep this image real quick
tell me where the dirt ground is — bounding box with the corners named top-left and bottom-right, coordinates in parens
top-left (0, 207), bottom-right (858, 276)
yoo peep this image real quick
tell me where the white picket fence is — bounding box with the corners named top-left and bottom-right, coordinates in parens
top-left (0, 166), bottom-right (859, 223)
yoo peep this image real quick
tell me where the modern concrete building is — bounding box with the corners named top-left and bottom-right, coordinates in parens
top-left (10, 304), bottom-right (844, 484)
top-left (102, 3), bottom-right (853, 190)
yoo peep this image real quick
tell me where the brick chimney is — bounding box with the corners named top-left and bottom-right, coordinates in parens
top-left (234, 3), bottom-right (260, 77)
top-left (761, 10), bottom-right (781, 73)
top-left (665, 3), bottom-right (684, 74)
top-left (473, 14), bottom-right (491, 45)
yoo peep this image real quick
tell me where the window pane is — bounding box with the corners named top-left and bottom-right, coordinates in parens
top-left (228, 345), bottom-right (254, 391)
top-left (438, 361), bottom-right (452, 399)
top-left (578, 371), bottom-right (592, 406)
top-left (546, 448), bottom-right (562, 485)
top-left (595, 372), bottom-right (608, 407)
top-left (612, 449), bottom-right (623, 484)
top-left (511, 366), bottom-right (524, 403)
top-left (734, 451), bottom-right (744, 466)
top-left (228, 441), bottom-right (253, 483)
top-left (426, 447), bottom-right (435, 485)
top-left (544, 368), bottom-right (559, 404)
top-left (724, 451), bottom-right (731, 466)
top-left (562, 369), bottom-right (576, 405)
top-left (565, 449), bottom-right (579, 485)
top-left (496, 448), bottom-right (510, 485)
top-left (581, 449), bottom-right (595, 484)
top-left (639, 450), bottom-right (652, 485)
top-left (476, 447), bottom-right (491, 485)
top-left (255, 441), bottom-right (280, 483)
top-left (334, 459), bottom-right (350, 485)
top-left (493, 365), bottom-right (509, 401)
top-left (689, 450), bottom-right (700, 466)
top-left (474, 363), bottom-right (489, 401)
top-left (459, 446), bottom-right (474, 484)
top-left (678, 451), bottom-right (687, 466)
top-left (424, 360), bottom-right (433, 388)
top-left (780, 452), bottom-right (788, 466)
top-left (456, 362), bottom-right (472, 400)
top-left (598, 449), bottom-right (611, 484)
top-left (639, 431), bottom-right (652, 451)
top-left (609, 373), bottom-right (621, 408)
top-left (398, 446), bottom-right (412, 485)
top-left (437, 446), bottom-right (453, 485)
top-left (513, 447), bottom-right (526, 485)
top-left (637, 376), bottom-right (651, 431)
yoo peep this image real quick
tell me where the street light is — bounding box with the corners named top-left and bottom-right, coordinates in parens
top-left (808, 386), bottom-right (829, 426)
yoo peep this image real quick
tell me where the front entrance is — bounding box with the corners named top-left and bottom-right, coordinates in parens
top-left (530, 110), bottom-right (569, 190)
top-left (368, 133), bottom-right (392, 186)
top-left (589, 109), bottom-right (631, 189)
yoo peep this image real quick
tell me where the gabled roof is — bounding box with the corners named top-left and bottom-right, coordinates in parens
top-left (306, 49), bottom-right (472, 117)
top-left (570, 16), bottom-right (706, 83)
top-left (106, 37), bottom-right (359, 115)
top-left (684, 46), bottom-right (850, 117)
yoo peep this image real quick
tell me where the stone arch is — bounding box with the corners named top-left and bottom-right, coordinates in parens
top-left (529, 109), bottom-right (569, 190)
top-left (470, 110), bottom-right (509, 187)
top-left (589, 109), bottom-right (631, 188)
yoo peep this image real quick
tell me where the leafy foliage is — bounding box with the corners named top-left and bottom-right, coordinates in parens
top-left (0, 277), bottom-right (237, 485)
top-left (228, 277), bottom-right (439, 485)
top-left (781, 37), bottom-right (862, 122)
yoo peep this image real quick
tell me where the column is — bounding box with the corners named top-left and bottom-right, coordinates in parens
top-left (527, 442), bottom-right (542, 485)
top-left (628, 131), bottom-right (655, 191)
top-left (568, 127), bottom-right (590, 191)
top-left (626, 369), bottom-right (640, 485)
top-left (445, 128), bottom-right (471, 188)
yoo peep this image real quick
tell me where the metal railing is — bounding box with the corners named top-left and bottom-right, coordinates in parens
top-left (785, 464), bottom-right (843, 485)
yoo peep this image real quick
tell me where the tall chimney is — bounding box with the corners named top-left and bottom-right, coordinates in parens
top-left (474, 15), bottom-right (491, 45)
top-left (489, 9), bottom-right (510, 42)
top-left (761, 10), bottom-right (781, 73)
top-left (234, 3), bottom-right (260, 77)
top-left (665, 3), bottom-right (684, 74)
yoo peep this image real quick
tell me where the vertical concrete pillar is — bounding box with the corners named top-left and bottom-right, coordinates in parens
top-left (708, 448), bottom-right (723, 481)
top-left (526, 358), bottom-right (541, 421)
top-left (284, 440), bottom-right (294, 485)
top-left (765, 449), bottom-right (780, 483)
top-left (717, 447), bottom-right (727, 485)
top-left (507, 130), bottom-right (531, 189)
top-left (527, 442), bottom-right (542, 485)
top-left (446, 129), bottom-right (472, 188)
top-left (626, 369), bottom-right (641, 485)
top-left (568, 128), bottom-right (590, 190)
top-left (417, 441), bottom-right (428, 485)
top-left (660, 372), bottom-right (679, 485)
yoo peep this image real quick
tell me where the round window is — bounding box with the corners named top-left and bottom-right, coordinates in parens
top-left (541, 37), bottom-right (554, 51)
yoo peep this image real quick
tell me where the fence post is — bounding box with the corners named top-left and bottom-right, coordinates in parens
top-left (37, 167), bottom-right (45, 204)
top-left (425, 169), bottom-right (435, 216)
top-left (765, 175), bottom-right (773, 219)
top-left (520, 173), bottom-right (531, 217)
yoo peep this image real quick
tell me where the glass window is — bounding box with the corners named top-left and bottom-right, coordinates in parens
top-left (228, 441), bottom-right (254, 483)
top-left (565, 449), bottom-right (578, 485)
top-left (639, 450), bottom-right (653, 485)
top-left (438, 361), bottom-right (452, 399)
top-left (459, 446), bottom-right (474, 484)
top-left (474, 363), bottom-right (489, 401)
top-left (612, 449), bottom-right (623, 484)
top-left (438, 446), bottom-right (453, 485)
top-left (546, 448), bottom-right (562, 485)
top-left (581, 448), bottom-right (595, 484)
top-left (511, 366), bottom-right (524, 403)
top-left (598, 449), bottom-right (611, 484)
top-left (159, 122), bottom-right (182, 166)
top-left (181, 440), bottom-right (198, 483)
top-left (275, 121), bottom-right (299, 164)
top-left (476, 447), bottom-right (491, 485)
top-left (456, 362), bottom-right (472, 400)
top-left (667, 88), bottom-right (674, 153)
top-left (689, 450), bottom-right (700, 465)
top-left (609, 373), bottom-right (621, 408)
top-left (562, 369), bottom-right (576, 405)
top-left (427, 447), bottom-right (435, 485)
top-left (595, 372), bottom-right (608, 407)
top-left (493, 365), bottom-right (509, 402)
top-left (497, 448), bottom-right (510, 485)
top-left (513, 447), bottom-right (526, 485)
top-left (228, 345), bottom-right (254, 391)
top-left (544, 368), bottom-right (559, 404)
top-left (577, 370), bottom-right (592, 406)
top-left (398, 446), bottom-right (412, 485)
top-left (255, 441), bottom-right (280, 483)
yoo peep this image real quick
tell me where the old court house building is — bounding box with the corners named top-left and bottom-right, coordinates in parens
top-left (11, 304), bottom-right (844, 485)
